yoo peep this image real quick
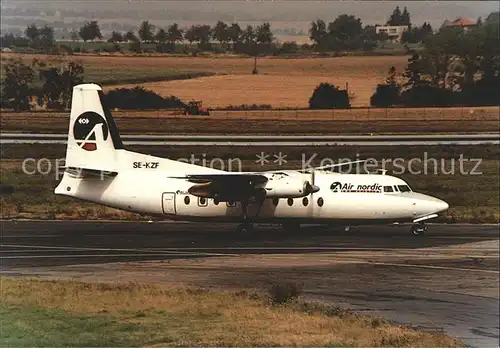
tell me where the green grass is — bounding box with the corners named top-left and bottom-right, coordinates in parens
top-left (0, 303), bottom-right (144, 347)
top-left (83, 66), bottom-right (217, 86)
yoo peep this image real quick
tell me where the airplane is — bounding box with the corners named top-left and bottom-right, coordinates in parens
top-left (54, 83), bottom-right (449, 236)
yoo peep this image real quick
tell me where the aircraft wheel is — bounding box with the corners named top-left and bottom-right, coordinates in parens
top-left (411, 224), bottom-right (427, 236)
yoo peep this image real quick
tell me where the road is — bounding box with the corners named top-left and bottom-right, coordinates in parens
top-left (1, 221), bottom-right (499, 347)
top-left (1, 133), bottom-right (499, 146)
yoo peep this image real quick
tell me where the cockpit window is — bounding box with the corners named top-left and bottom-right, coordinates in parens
top-left (397, 185), bottom-right (411, 192)
top-left (383, 186), bottom-right (394, 192)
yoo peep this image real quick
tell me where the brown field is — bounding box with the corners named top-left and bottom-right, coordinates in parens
top-left (109, 74), bottom-right (393, 108)
top-left (4, 53), bottom-right (409, 107)
top-left (102, 55), bottom-right (408, 107)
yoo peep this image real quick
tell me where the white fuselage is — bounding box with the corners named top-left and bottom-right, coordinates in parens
top-left (55, 149), bottom-right (449, 225)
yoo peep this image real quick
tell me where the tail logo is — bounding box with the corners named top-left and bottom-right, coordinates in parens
top-left (73, 112), bottom-right (109, 151)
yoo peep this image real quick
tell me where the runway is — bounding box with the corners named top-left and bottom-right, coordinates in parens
top-left (1, 133), bottom-right (499, 146)
top-left (1, 221), bottom-right (499, 347)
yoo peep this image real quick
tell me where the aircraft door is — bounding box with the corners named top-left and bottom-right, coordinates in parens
top-left (162, 192), bottom-right (176, 215)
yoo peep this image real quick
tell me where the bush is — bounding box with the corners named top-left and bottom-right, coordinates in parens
top-left (222, 104), bottom-right (273, 110)
top-left (267, 281), bottom-right (302, 305)
top-left (400, 85), bottom-right (458, 106)
top-left (309, 83), bottom-right (351, 109)
top-left (279, 41), bottom-right (300, 54)
top-left (105, 87), bottom-right (185, 109)
top-left (370, 84), bottom-right (400, 107)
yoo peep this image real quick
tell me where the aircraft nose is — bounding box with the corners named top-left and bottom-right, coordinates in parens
top-left (435, 199), bottom-right (449, 213)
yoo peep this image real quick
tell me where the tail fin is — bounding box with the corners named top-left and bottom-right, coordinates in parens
top-left (64, 83), bottom-right (123, 172)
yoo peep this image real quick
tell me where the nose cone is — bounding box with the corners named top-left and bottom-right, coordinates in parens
top-left (435, 199), bottom-right (449, 213)
top-left (411, 193), bottom-right (449, 215)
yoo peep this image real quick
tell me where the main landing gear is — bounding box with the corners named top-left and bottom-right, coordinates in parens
top-left (237, 198), bottom-right (264, 233)
top-left (410, 223), bottom-right (427, 236)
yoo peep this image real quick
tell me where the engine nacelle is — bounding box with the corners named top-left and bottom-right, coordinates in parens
top-left (260, 177), bottom-right (312, 198)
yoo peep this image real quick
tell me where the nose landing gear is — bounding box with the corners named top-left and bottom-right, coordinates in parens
top-left (410, 223), bottom-right (427, 236)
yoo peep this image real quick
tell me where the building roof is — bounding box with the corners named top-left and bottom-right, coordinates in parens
top-left (443, 17), bottom-right (475, 27)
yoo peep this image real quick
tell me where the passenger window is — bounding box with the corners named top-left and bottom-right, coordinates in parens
top-left (287, 198), bottom-right (294, 206)
top-left (398, 185), bottom-right (411, 192)
top-left (184, 196), bottom-right (190, 205)
top-left (302, 197), bottom-right (308, 206)
top-left (226, 200), bottom-right (236, 207)
top-left (383, 186), bottom-right (394, 193)
top-left (198, 197), bottom-right (208, 207)
top-left (272, 197), bottom-right (279, 206)
top-left (317, 197), bottom-right (324, 207)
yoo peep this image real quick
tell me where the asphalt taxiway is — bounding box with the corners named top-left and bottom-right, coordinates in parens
top-left (1, 221), bottom-right (499, 347)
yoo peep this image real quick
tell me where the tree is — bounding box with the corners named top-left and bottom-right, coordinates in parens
top-left (124, 31), bottom-right (139, 42)
top-left (184, 25), bottom-right (211, 50)
top-left (360, 25), bottom-right (388, 50)
top-left (108, 31), bottom-right (123, 43)
top-left (138, 20), bottom-right (155, 43)
top-left (155, 28), bottom-right (168, 44)
top-left (280, 41), bottom-right (299, 54)
top-left (38, 25), bottom-right (55, 48)
top-left (197, 25), bottom-right (212, 46)
top-left (25, 24), bottom-right (39, 44)
top-left (255, 22), bottom-right (274, 54)
top-left (38, 59), bottom-right (84, 109)
top-left (309, 83), bottom-right (350, 109)
top-left (2, 57), bottom-right (36, 111)
top-left (402, 22), bottom-right (433, 44)
top-left (387, 6), bottom-right (403, 26)
top-left (79, 21), bottom-right (102, 42)
top-left (255, 22), bottom-right (273, 44)
top-left (213, 20), bottom-right (229, 46)
top-left (155, 28), bottom-right (168, 52)
top-left (386, 66), bottom-right (398, 86)
top-left (371, 66), bottom-right (401, 107)
top-left (227, 23), bottom-right (242, 48)
top-left (403, 53), bottom-right (428, 89)
top-left (401, 6), bottom-right (411, 26)
top-left (309, 19), bottom-right (328, 51)
top-left (166, 23), bottom-right (183, 44)
top-left (184, 25), bottom-right (198, 44)
top-left (485, 11), bottom-right (499, 24)
top-left (327, 14), bottom-right (363, 50)
top-left (0, 33), bottom-right (16, 48)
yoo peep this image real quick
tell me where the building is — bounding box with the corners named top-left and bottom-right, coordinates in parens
top-left (441, 17), bottom-right (476, 32)
top-left (375, 25), bottom-right (409, 43)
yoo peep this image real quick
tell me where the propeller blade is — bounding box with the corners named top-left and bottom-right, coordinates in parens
top-left (304, 181), bottom-right (320, 194)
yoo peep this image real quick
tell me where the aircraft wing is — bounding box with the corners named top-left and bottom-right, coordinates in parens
top-left (170, 173), bottom-right (269, 201)
top-left (301, 160), bottom-right (368, 172)
top-left (171, 173), bottom-right (268, 184)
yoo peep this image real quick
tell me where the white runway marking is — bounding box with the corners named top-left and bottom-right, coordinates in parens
top-left (0, 253), bottom-right (209, 259)
top-left (0, 244), bottom-right (237, 256)
top-left (347, 260), bottom-right (499, 274)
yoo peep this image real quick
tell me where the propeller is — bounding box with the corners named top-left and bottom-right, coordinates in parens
top-left (304, 167), bottom-right (320, 195)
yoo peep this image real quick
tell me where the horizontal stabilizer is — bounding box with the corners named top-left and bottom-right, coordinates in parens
top-left (62, 166), bottom-right (118, 178)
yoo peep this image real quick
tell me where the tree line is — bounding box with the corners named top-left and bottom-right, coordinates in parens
top-left (0, 6), bottom-right (458, 55)
top-left (371, 12), bottom-right (499, 107)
